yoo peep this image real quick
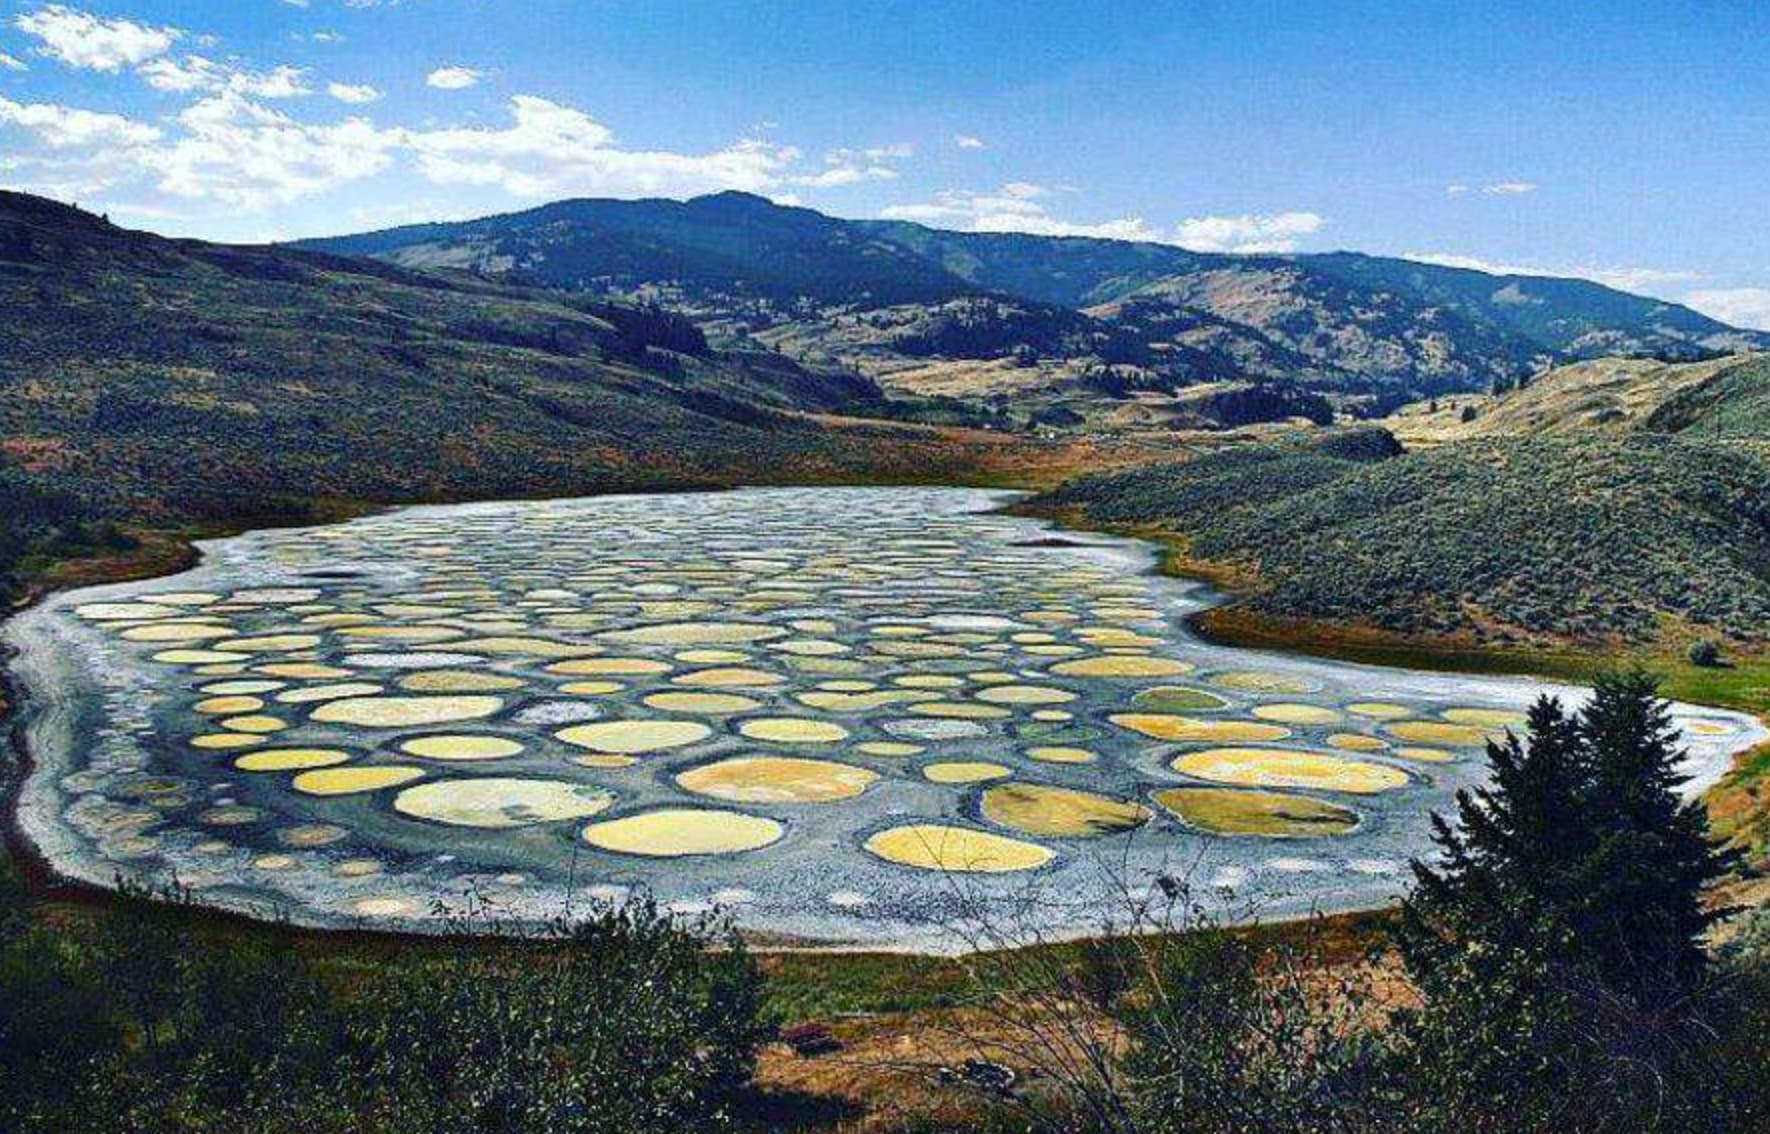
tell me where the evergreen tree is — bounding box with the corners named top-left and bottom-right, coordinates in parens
top-left (1572, 670), bottom-right (1737, 1002)
top-left (1398, 694), bottom-right (1587, 992)
top-left (1388, 671), bottom-right (1745, 1132)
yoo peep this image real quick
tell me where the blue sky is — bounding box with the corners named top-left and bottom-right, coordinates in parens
top-left (2, 0), bottom-right (1767, 327)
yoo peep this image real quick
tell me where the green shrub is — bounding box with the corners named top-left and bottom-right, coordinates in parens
top-left (0, 878), bottom-right (767, 1134)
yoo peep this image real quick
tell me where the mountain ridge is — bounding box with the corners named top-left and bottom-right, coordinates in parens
top-left (297, 191), bottom-right (1765, 401)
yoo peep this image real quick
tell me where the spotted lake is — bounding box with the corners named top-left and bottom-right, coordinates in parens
top-left (7, 487), bottom-right (1763, 950)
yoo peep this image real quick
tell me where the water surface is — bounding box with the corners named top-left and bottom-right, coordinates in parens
top-left (8, 487), bottom-right (1761, 949)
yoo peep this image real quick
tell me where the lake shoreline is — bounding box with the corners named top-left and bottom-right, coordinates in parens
top-left (4, 487), bottom-right (1765, 954)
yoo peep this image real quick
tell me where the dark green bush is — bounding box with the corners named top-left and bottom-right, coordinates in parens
top-left (0, 874), bottom-right (768, 1134)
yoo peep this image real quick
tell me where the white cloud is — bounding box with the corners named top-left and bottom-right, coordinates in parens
top-left (0, 95), bottom-right (161, 148)
top-left (1683, 288), bottom-right (1770, 332)
top-left (426, 66), bottom-right (482, 90)
top-left (0, 52), bottom-right (26, 72)
top-left (1173, 211), bottom-right (1324, 253)
top-left (14, 5), bottom-right (179, 72)
top-left (406, 95), bottom-right (801, 199)
top-left (151, 92), bottom-right (400, 209)
top-left (138, 56), bottom-right (312, 99)
top-left (1447, 180), bottom-right (1539, 197)
top-left (882, 186), bottom-right (1162, 241)
top-left (884, 186), bottom-right (1324, 251)
top-left (953, 134), bottom-right (986, 150)
top-left (789, 143), bottom-right (912, 188)
top-left (328, 82), bottom-right (382, 105)
top-left (1402, 252), bottom-right (1699, 294)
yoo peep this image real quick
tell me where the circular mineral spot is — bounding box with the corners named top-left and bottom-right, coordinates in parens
top-left (1392, 746), bottom-right (1456, 763)
top-left (1211, 671), bottom-right (1323, 695)
top-left (1171, 748), bottom-right (1410, 794)
top-left (1132, 686), bottom-right (1231, 712)
top-left (672, 667), bottom-right (785, 688)
top-left (677, 757), bottom-right (877, 803)
top-left (199, 805), bottom-right (260, 826)
top-left (1152, 788), bottom-right (1360, 837)
top-left (191, 732), bottom-right (266, 750)
top-left (863, 825), bottom-right (1052, 873)
top-left (311, 695), bottom-right (503, 728)
top-left (1326, 733), bottom-right (1389, 753)
top-left (675, 649), bottom-right (751, 664)
top-left (798, 689), bottom-right (938, 712)
top-left (200, 680), bottom-right (285, 696)
top-left (257, 662), bottom-right (352, 680)
top-left (1252, 704), bottom-right (1343, 726)
top-left (558, 680), bottom-right (627, 695)
top-left (353, 897), bottom-right (413, 916)
top-left (439, 636), bottom-right (600, 658)
top-left (234, 748), bottom-right (352, 772)
top-left (399, 735), bottom-right (525, 761)
top-left (1026, 746), bottom-right (1097, 765)
top-left (981, 783), bottom-right (1149, 838)
top-left (922, 761), bottom-right (1012, 783)
top-left (555, 719), bottom-right (712, 755)
top-left (279, 823), bottom-right (348, 848)
top-left (215, 634), bottom-right (323, 653)
top-left (1347, 702), bottom-right (1412, 720)
top-left (600, 622), bottom-right (786, 646)
top-left (770, 639), bottom-right (851, 656)
top-left (398, 670), bottom-right (525, 693)
top-left (291, 766), bottom-right (425, 796)
top-left (1384, 720), bottom-right (1493, 747)
top-left (907, 701), bottom-right (1011, 720)
top-left (547, 657), bottom-right (672, 677)
top-left (1108, 714), bottom-right (1291, 743)
top-left (1050, 656), bottom-right (1193, 679)
top-left (219, 714), bottom-right (288, 734)
top-left (275, 682), bottom-right (384, 704)
top-left (643, 691), bottom-right (762, 714)
top-left (1686, 719), bottom-right (1738, 737)
top-left (573, 754), bottom-right (640, 769)
top-left (393, 778), bottom-right (613, 828)
top-left (155, 649), bottom-right (251, 665)
top-left (338, 625), bottom-right (464, 644)
top-left (736, 718), bottom-right (851, 744)
top-left (122, 623), bottom-right (234, 643)
top-left (582, 809), bottom-right (784, 857)
top-left (195, 695), bottom-right (263, 715)
top-left (857, 741), bottom-right (924, 757)
top-left (1441, 707), bottom-right (1528, 729)
top-left (894, 674), bottom-right (965, 689)
top-left (974, 684), bottom-right (1078, 706)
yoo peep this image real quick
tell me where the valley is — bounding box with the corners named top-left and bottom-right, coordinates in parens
top-left (4, 186), bottom-right (1770, 1134)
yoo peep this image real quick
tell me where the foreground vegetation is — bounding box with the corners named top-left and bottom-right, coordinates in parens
top-left (0, 877), bottom-right (770, 1133)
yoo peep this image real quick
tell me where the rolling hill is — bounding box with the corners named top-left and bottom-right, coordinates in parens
top-left (0, 191), bottom-right (1081, 600)
top-left (300, 192), bottom-right (1767, 400)
top-left (1031, 425), bottom-right (1770, 646)
top-left (1383, 353), bottom-right (1767, 446)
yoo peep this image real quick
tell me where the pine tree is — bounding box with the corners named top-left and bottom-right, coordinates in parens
top-left (1398, 695), bottom-right (1587, 992)
top-left (1572, 669), bottom-right (1738, 1002)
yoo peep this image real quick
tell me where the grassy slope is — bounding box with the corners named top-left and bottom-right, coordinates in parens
top-left (1031, 428), bottom-right (1770, 644)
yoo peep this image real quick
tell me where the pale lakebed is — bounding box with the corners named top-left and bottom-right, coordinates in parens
top-left (6, 487), bottom-right (1763, 951)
